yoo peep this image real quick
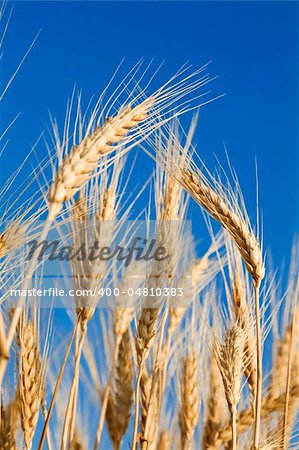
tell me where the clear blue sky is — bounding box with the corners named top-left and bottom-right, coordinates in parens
top-left (1, 1), bottom-right (298, 269)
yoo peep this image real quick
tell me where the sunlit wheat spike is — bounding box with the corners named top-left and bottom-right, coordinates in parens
top-left (180, 169), bottom-right (264, 285)
top-left (213, 324), bottom-right (246, 449)
top-left (106, 330), bottom-right (133, 450)
top-left (0, 222), bottom-right (25, 258)
top-left (0, 398), bottom-right (19, 450)
top-left (213, 324), bottom-right (246, 414)
top-left (136, 307), bottom-right (160, 367)
top-left (179, 350), bottom-right (199, 450)
top-left (18, 320), bottom-right (44, 450)
top-left (202, 353), bottom-right (227, 449)
top-left (48, 101), bottom-right (150, 218)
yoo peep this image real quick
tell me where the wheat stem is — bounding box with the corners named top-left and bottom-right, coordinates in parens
top-left (231, 404), bottom-right (237, 450)
top-left (93, 336), bottom-right (121, 450)
top-left (253, 283), bottom-right (262, 450)
top-left (132, 369), bottom-right (143, 450)
top-left (60, 326), bottom-right (86, 450)
top-left (38, 320), bottom-right (78, 450)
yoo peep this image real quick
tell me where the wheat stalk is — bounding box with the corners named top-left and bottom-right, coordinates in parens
top-left (216, 384), bottom-right (299, 444)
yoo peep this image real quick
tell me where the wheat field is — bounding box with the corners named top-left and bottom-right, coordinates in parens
top-left (0, 3), bottom-right (298, 450)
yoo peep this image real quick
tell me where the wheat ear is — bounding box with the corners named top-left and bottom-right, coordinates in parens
top-left (48, 101), bottom-right (150, 219)
top-left (180, 170), bottom-right (264, 283)
top-left (19, 320), bottom-right (44, 450)
top-left (0, 397), bottom-right (19, 450)
top-left (202, 353), bottom-right (227, 449)
top-left (179, 350), bottom-right (199, 450)
top-left (213, 324), bottom-right (246, 450)
top-left (104, 330), bottom-right (134, 450)
top-left (138, 368), bottom-right (151, 444)
top-left (0, 222), bottom-right (24, 258)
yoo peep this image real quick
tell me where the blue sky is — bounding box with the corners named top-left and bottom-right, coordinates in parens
top-left (1, 0), bottom-right (298, 269)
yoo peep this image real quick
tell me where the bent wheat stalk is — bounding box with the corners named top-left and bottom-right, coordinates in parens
top-left (178, 168), bottom-right (264, 449)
